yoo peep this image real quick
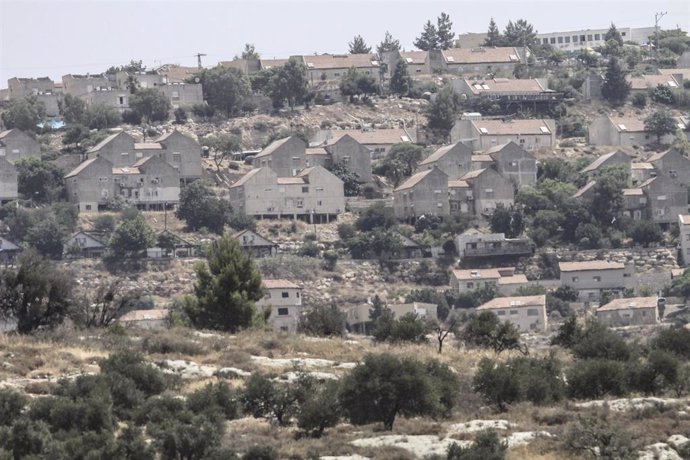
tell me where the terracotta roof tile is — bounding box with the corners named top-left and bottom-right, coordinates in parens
top-left (597, 297), bottom-right (658, 312)
top-left (263, 279), bottom-right (300, 289)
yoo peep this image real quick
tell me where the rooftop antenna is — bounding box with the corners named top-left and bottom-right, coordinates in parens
top-left (195, 53), bottom-right (207, 69)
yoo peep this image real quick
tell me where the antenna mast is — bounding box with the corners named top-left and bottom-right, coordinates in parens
top-left (195, 53), bottom-right (207, 69)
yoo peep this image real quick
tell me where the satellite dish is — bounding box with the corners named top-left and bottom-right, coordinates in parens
top-left (194, 77), bottom-right (200, 83)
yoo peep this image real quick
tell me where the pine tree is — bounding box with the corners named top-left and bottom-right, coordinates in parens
top-left (503, 19), bottom-right (537, 47)
top-left (485, 18), bottom-right (502, 46)
top-left (414, 20), bottom-right (438, 51)
top-left (186, 235), bottom-right (264, 332)
top-left (426, 85), bottom-right (461, 139)
top-left (389, 59), bottom-right (411, 96)
top-left (436, 12), bottom-right (455, 50)
top-left (349, 35), bottom-right (372, 54)
top-left (601, 57), bottom-right (631, 106)
top-left (377, 31), bottom-right (401, 56)
top-left (604, 23), bottom-right (624, 46)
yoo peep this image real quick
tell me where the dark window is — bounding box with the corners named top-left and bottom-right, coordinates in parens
top-left (558, 37), bottom-right (563, 44)
top-left (277, 307), bottom-right (289, 315)
top-left (594, 34), bottom-right (600, 40)
top-left (281, 291), bottom-right (289, 298)
top-left (550, 37), bottom-right (556, 44)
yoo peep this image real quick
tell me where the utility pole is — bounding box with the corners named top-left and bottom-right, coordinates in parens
top-left (195, 52), bottom-right (207, 69)
top-left (654, 11), bottom-right (667, 59)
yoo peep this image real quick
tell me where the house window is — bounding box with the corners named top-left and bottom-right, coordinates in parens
top-left (572, 276), bottom-right (579, 282)
top-left (317, 200), bottom-right (322, 206)
top-left (296, 292), bottom-right (300, 298)
top-left (572, 35), bottom-right (578, 42)
top-left (558, 37), bottom-right (563, 44)
top-left (565, 36), bottom-right (571, 43)
top-left (657, 195), bottom-right (667, 201)
top-left (594, 34), bottom-right (601, 40)
top-left (302, 186), bottom-right (309, 193)
top-left (510, 310), bottom-right (518, 315)
top-left (593, 276), bottom-right (601, 282)
top-left (669, 170), bottom-right (678, 178)
top-left (497, 311), bottom-right (506, 316)
top-left (519, 138), bottom-right (526, 144)
top-left (121, 152), bottom-right (129, 157)
top-left (466, 282), bottom-right (474, 289)
top-left (85, 205), bottom-right (92, 211)
top-left (281, 292), bottom-right (289, 298)
top-left (550, 37), bottom-right (556, 44)
top-left (296, 198), bottom-right (304, 208)
top-left (334, 73), bottom-right (340, 77)
top-left (542, 38), bottom-right (549, 45)
top-left (98, 177), bottom-right (108, 182)
top-left (277, 307), bottom-right (289, 316)
top-left (527, 309), bottom-right (539, 316)
top-left (118, 96), bottom-right (125, 105)
top-left (580, 35), bottom-right (586, 42)
top-left (587, 34), bottom-right (593, 41)
top-left (315, 186), bottom-right (324, 191)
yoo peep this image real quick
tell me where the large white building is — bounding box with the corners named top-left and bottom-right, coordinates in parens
top-left (536, 26), bottom-right (655, 52)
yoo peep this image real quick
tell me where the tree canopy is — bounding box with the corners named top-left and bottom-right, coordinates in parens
top-left (1, 96), bottom-right (45, 132)
top-left (0, 250), bottom-right (73, 333)
top-left (377, 31), bottom-right (400, 56)
top-left (389, 59), bottom-right (411, 97)
top-left (645, 110), bottom-right (677, 143)
top-left (348, 35), bottom-right (372, 54)
top-left (339, 67), bottom-right (379, 102)
top-left (185, 235), bottom-right (264, 331)
top-left (426, 85), bottom-right (461, 139)
top-left (197, 66), bottom-right (251, 117)
top-left (176, 180), bottom-right (229, 234)
top-left (129, 88), bottom-right (171, 123)
top-left (601, 57), bottom-right (630, 106)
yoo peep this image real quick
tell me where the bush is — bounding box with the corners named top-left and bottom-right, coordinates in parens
top-left (142, 335), bottom-right (205, 355)
top-left (473, 356), bottom-right (564, 410)
top-left (628, 349), bottom-right (680, 395)
top-left (299, 304), bottom-right (346, 337)
top-left (628, 220), bottom-right (662, 246)
top-left (464, 312), bottom-right (523, 355)
top-left (571, 320), bottom-right (630, 361)
top-left (373, 312), bottom-right (429, 344)
top-left (651, 326), bottom-right (690, 359)
top-left (339, 353), bottom-right (458, 430)
top-left (564, 416), bottom-right (636, 460)
top-left (244, 446), bottom-right (278, 460)
top-left (632, 92), bottom-right (647, 108)
top-left (446, 430), bottom-right (508, 460)
top-left (566, 359), bottom-right (628, 399)
top-left (651, 84), bottom-right (675, 104)
top-left (187, 381), bottom-right (240, 422)
top-left (241, 372), bottom-right (308, 426)
top-left (297, 380), bottom-right (341, 437)
top-left (121, 109), bottom-right (142, 125)
top-left (0, 389), bottom-right (28, 426)
top-left (298, 241), bottom-right (320, 257)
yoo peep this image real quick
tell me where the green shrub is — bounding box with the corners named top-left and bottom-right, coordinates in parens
top-left (628, 349), bottom-right (680, 395)
top-left (244, 445), bottom-right (278, 460)
top-left (566, 359), bottom-right (628, 399)
top-left (142, 335), bottom-right (205, 355)
top-left (632, 92), bottom-right (647, 108)
top-left (571, 319), bottom-right (630, 361)
top-left (297, 380), bottom-right (341, 437)
top-left (0, 389), bottom-right (27, 426)
top-left (473, 356), bottom-right (564, 411)
top-left (339, 353), bottom-right (458, 430)
top-left (651, 326), bottom-right (690, 359)
top-left (446, 430), bottom-right (507, 460)
top-left (299, 304), bottom-right (346, 337)
top-left (187, 381), bottom-right (240, 422)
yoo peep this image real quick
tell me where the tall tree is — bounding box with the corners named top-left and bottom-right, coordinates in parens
top-left (339, 67), bottom-right (379, 102)
top-left (601, 57), bottom-right (630, 106)
top-left (379, 143), bottom-right (424, 186)
top-left (59, 94), bottom-right (87, 125)
top-left (204, 133), bottom-right (241, 171)
top-left (239, 43), bottom-right (260, 60)
top-left (129, 88), bottom-right (171, 123)
top-left (389, 59), bottom-right (411, 96)
top-left (1, 96), bottom-right (45, 132)
top-left (436, 12), bottom-right (455, 50)
top-left (426, 85), bottom-right (461, 139)
top-left (414, 20), bottom-right (438, 51)
top-left (109, 215), bottom-right (156, 257)
top-left (348, 35), bottom-right (372, 54)
top-left (0, 250), bottom-right (73, 333)
top-left (502, 19), bottom-right (537, 47)
top-left (15, 157), bottom-right (65, 203)
top-left (377, 31), bottom-right (401, 56)
top-left (604, 23), bottom-right (624, 46)
top-left (645, 110), bottom-right (677, 143)
top-left (176, 180), bottom-right (229, 234)
top-left (185, 235), bottom-right (264, 332)
top-left (484, 18), bottom-right (502, 47)
top-left (267, 57), bottom-right (309, 110)
top-left (197, 66), bottom-right (251, 117)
